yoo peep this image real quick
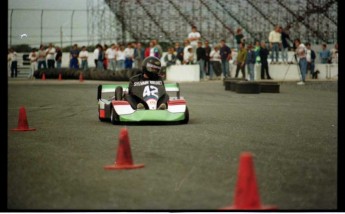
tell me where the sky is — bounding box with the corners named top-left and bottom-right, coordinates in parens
top-left (8, 0), bottom-right (100, 47)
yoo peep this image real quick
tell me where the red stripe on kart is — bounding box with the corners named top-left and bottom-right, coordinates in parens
top-left (112, 100), bottom-right (130, 105)
top-left (99, 109), bottom-right (105, 118)
top-left (168, 100), bottom-right (186, 105)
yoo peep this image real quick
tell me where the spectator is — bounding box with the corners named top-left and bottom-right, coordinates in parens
top-left (259, 41), bottom-right (272, 80)
top-left (268, 25), bottom-right (282, 64)
top-left (45, 43), bottom-right (56, 68)
top-left (144, 42), bottom-right (151, 58)
top-left (175, 42), bottom-right (184, 64)
top-left (79, 46), bottom-right (89, 71)
top-left (152, 39), bottom-right (163, 58)
top-left (306, 42), bottom-right (316, 79)
top-left (69, 44), bottom-right (79, 69)
top-left (204, 40), bottom-right (211, 76)
top-left (97, 45), bottom-right (105, 70)
top-left (330, 42), bottom-right (338, 64)
top-left (235, 28), bottom-right (245, 50)
top-left (55, 46), bottom-right (62, 69)
top-left (37, 44), bottom-right (47, 70)
top-left (134, 42), bottom-right (145, 69)
top-left (149, 41), bottom-right (159, 58)
top-left (183, 39), bottom-right (193, 64)
top-left (164, 47), bottom-right (177, 67)
top-left (28, 48), bottom-right (38, 79)
top-left (196, 41), bottom-right (206, 80)
top-left (183, 47), bottom-right (194, 65)
top-left (235, 42), bottom-right (247, 79)
top-left (8, 48), bottom-right (18, 78)
top-left (106, 43), bottom-right (117, 71)
top-left (254, 40), bottom-right (261, 63)
top-left (319, 44), bottom-right (331, 64)
top-left (246, 44), bottom-right (256, 81)
top-left (220, 39), bottom-right (232, 78)
top-left (124, 43), bottom-right (134, 69)
top-left (103, 44), bottom-right (109, 69)
top-left (188, 26), bottom-right (201, 54)
top-left (116, 45), bottom-right (126, 70)
top-left (280, 25), bottom-right (292, 64)
top-left (294, 38), bottom-right (308, 85)
top-left (93, 44), bottom-right (101, 67)
top-left (209, 45), bottom-right (222, 80)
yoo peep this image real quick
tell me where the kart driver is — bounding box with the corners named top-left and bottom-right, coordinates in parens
top-left (125, 56), bottom-right (169, 110)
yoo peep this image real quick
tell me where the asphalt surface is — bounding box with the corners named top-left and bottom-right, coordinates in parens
top-left (7, 78), bottom-right (338, 210)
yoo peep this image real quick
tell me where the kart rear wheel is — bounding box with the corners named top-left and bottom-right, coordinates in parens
top-left (110, 107), bottom-right (119, 125)
top-left (115, 86), bottom-right (123, 100)
top-left (182, 107), bottom-right (189, 124)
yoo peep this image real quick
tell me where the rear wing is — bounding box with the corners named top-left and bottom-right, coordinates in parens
top-left (97, 83), bottom-right (180, 100)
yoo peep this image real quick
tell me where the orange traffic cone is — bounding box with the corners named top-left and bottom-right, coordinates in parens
top-left (58, 72), bottom-right (62, 80)
top-left (41, 72), bottom-right (46, 80)
top-left (79, 72), bottom-right (84, 82)
top-left (221, 152), bottom-right (277, 210)
top-left (104, 128), bottom-right (144, 170)
top-left (11, 106), bottom-right (36, 131)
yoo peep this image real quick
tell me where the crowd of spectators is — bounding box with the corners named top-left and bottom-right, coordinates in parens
top-left (8, 25), bottom-right (338, 82)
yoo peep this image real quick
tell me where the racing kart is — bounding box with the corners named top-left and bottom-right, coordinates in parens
top-left (97, 82), bottom-right (189, 124)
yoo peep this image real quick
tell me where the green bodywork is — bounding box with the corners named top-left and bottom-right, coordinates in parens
top-left (119, 110), bottom-right (185, 122)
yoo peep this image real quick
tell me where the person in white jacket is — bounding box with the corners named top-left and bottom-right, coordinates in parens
top-left (28, 48), bottom-right (38, 79)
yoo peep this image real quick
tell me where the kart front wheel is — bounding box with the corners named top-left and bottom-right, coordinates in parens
top-left (182, 107), bottom-right (189, 124)
top-left (110, 107), bottom-right (119, 125)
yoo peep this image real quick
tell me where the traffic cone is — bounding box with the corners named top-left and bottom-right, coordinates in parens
top-left (41, 72), bottom-right (46, 80)
top-left (79, 72), bottom-right (84, 82)
top-left (221, 152), bottom-right (277, 210)
top-left (11, 106), bottom-right (36, 131)
top-left (104, 128), bottom-right (144, 170)
top-left (58, 72), bottom-right (62, 80)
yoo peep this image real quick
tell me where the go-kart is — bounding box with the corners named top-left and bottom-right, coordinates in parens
top-left (97, 82), bottom-right (189, 124)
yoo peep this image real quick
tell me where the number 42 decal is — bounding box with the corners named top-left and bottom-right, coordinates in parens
top-left (143, 85), bottom-right (158, 98)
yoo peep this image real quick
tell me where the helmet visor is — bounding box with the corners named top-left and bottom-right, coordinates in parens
top-left (146, 62), bottom-right (161, 74)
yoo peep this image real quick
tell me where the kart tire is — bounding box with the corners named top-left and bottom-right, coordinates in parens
top-left (110, 107), bottom-right (119, 125)
top-left (182, 107), bottom-right (189, 124)
top-left (115, 86), bottom-right (123, 100)
top-left (236, 81), bottom-right (261, 94)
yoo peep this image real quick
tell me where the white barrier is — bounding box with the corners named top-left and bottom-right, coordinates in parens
top-left (166, 65), bottom-right (200, 82)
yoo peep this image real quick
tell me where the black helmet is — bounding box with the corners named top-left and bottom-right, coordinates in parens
top-left (142, 56), bottom-right (161, 79)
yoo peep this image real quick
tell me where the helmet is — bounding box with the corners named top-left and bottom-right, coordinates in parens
top-left (142, 56), bottom-right (161, 79)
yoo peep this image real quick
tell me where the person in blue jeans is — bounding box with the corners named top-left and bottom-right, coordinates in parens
top-left (294, 38), bottom-right (308, 85)
top-left (246, 44), bottom-right (256, 81)
top-left (220, 39), bottom-right (231, 78)
top-left (69, 44), bottom-right (79, 69)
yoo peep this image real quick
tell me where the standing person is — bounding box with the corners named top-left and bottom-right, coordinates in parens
top-left (246, 44), bottom-right (256, 81)
top-left (188, 26), bottom-right (201, 55)
top-left (134, 42), bottom-right (145, 69)
top-left (235, 42), bottom-right (247, 79)
top-left (93, 44), bottom-right (100, 67)
top-left (103, 44), bottom-right (109, 70)
top-left (235, 28), bottom-right (244, 50)
top-left (45, 43), bottom-right (56, 68)
top-left (268, 25), bottom-right (282, 64)
top-left (116, 45), bottom-right (126, 70)
top-left (106, 43), bottom-right (117, 71)
top-left (8, 48), bottom-right (18, 78)
top-left (28, 48), bottom-right (38, 79)
top-left (164, 47), bottom-right (177, 67)
top-left (306, 42), bottom-right (316, 79)
top-left (196, 41), bottom-right (206, 80)
top-left (97, 45), bottom-right (104, 70)
top-left (124, 43), bottom-right (134, 69)
top-left (148, 41), bottom-right (159, 58)
top-left (294, 38), bottom-right (308, 85)
top-left (37, 45), bottom-right (47, 70)
top-left (175, 42), bottom-right (184, 64)
top-left (183, 39), bottom-right (193, 64)
top-left (220, 39), bottom-right (232, 78)
top-left (280, 25), bottom-right (291, 64)
top-left (319, 44), bottom-right (331, 64)
top-left (330, 42), bottom-right (338, 64)
top-left (183, 47), bottom-right (194, 65)
top-left (69, 44), bottom-right (79, 69)
top-left (209, 45), bottom-right (222, 80)
top-left (144, 42), bottom-right (151, 58)
top-left (79, 46), bottom-right (89, 71)
top-left (55, 46), bottom-right (62, 69)
top-left (254, 40), bottom-right (261, 63)
top-left (259, 41), bottom-right (272, 80)
top-left (152, 39), bottom-right (163, 59)
top-left (204, 40), bottom-right (211, 76)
